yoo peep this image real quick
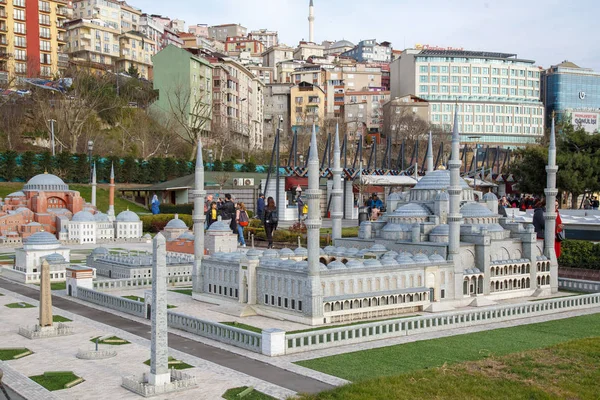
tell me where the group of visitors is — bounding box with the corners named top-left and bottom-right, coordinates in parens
top-left (256, 193), bottom-right (278, 248)
top-left (366, 194), bottom-right (384, 221)
top-left (583, 196), bottom-right (600, 210)
top-left (205, 193), bottom-right (250, 248)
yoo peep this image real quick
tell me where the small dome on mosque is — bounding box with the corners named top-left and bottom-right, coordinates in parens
top-left (165, 215), bottom-right (188, 229)
top-left (460, 203), bottom-right (494, 217)
top-left (116, 210), bottom-right (140, 222)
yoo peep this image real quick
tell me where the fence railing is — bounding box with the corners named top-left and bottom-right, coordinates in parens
top-left (558, 278), bottom-right (600, 293)
top-left (167, 311), bottom-right (262, 353)
top-left (93, 276), bottom-right (192, 291)
top-left (77, 287), bottom-right (145, 318)
top-left (284, 292), bottom-right (600, 354)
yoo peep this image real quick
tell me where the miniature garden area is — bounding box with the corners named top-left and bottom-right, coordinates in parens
top-left (0, 348), bottom-right (33, 361)
top-left (29, 371), bottom-right (84, 391)
top-left (295, 313), bottom-right (600, 399)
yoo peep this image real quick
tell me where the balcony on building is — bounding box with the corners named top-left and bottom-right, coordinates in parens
top-left (0, 6), bottom-right (6, 19)
top-left (0, 33), bottom-right (6, 46)
top-left (0, 22), bottom-right (6, 32)
top-left (56, 6), bottom-right (68, 17)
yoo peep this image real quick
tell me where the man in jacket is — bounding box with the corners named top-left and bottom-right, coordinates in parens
top-left (256, 193), bottom-right (265, 220)
top-left (218, 193), bottom-right (237, 233)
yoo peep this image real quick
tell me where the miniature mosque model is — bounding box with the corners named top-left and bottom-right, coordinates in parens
top-left (188, 109), bottom-right (559, 325)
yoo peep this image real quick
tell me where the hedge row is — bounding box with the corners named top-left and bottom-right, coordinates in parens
top-left (0, 151), bottom-right (267, 184)
top-left (559, 240), bottom-right (600, 270)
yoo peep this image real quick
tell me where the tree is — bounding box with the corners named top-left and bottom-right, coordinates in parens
top-left (508, 146), bottom-right (547, 196)
top-left (20, 151), bottom-right (37, 181)
top-left (0, 96), bottom-right (28, 151)
top-left (1, 151), bottom-right (18, 182)
top-left (127, 65), bottom-right (140, 79)
top-left (223, 159), bottom-right (235, 172)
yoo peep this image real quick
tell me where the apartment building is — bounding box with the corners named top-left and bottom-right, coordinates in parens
top-left (64, 18), bottom-right (120, 71)
top-left (188, 23), bottom-right (208, 38)
top-left (341, 39), bottom-right (392, 63)
top-left (208, 23), bottom-right (246, 42)
top-left (343, 89), bottom-right (389, 138)
top-left (263, 82), bottom-right (292, 150)
top-left (224, 36), bottom-right (263, 57)
top-left (0, 0), bottom-right (69, 83)
top-left (117, 30), bottom-right (153, 78)
top-left (323, 39), bottom-right (354, 56)
top-left (290, 81), bottom-right (325, 134)
top-left (391, 48), bottom-right (544, 146)
top-left (152, 44), bottom-right (213, 142)
top-left (249, 29), bottom-right (278, 49)
top-left (248, 65), bottom-right (272, 85)
top-left (139, 14), bottom-right (182, 52)
top-left (276, 59), bottom-right (305, 84)
top-left (262, 45), bottom-right (294, 68)
top-left (293, 41), bottom-right (323, 61)
top-left (207, 53), bottom-right (265, 150)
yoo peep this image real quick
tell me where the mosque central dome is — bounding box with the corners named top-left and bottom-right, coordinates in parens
top-left (23, 173), bottom-right (69, 192)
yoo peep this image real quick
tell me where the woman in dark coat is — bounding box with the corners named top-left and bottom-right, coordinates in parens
top-left (262, 197), bottom-right (278, 249)
top-left (532, 200), bottom-right (546, 239)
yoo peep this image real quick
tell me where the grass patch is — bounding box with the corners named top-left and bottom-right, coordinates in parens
top-left (52, 315), bottom-right (72, 323)
top-left (143, 356), bottom-right (193, 370)
top-left (289, 315), bottom-right (419, 334)
top-left (51, 282), bottom-right (66, 291)
top-left (0, 348), bottom-right (32, 360)
top-left (295, 312), bottom-right (600, 382)
top-left (122, 295), bottom-right (176, 309)
top-left (222, 386), bottom-right (277, 400)
top-left (90, 336), bottom-right (130, 346)
top-left (320, 227), bottom-right (360, 238)
top-left (4, 302), bottom-right (35, 308)
top-left (29, 371), bottom-right (83, 391)
top-left (297, 337), bottom-right (600, 400)
top-left (221, 322), bottom-right (263, 334)
top-left (170, 289), bottom-right (193, 296)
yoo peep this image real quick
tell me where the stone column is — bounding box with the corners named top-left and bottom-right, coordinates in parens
top-left (192, 140), bottom-right (206, 294)
top-left (91, 162), bottom-right (97, 207)
top-left (544, 119), bottom-right (559, 293)
top-left (331, 124), bottom-right (343, 240)
top-left (447, 107), bottom-right (464, 299)
top-left (39, 260), bottom-right (53, 328)
top-left (107, 163), bottom-right (115, 221)
top-left (149, 233), bottom-right (170, 386)
top-left (305, 124), bottom-right (323, 320)
top-left (426, 131), bottom-right (434, 174)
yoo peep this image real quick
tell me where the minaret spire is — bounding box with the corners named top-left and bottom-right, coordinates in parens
top-left (305, 124), bottom-right (323, 322)
top-left (91, 162), bottom-right (97, 207)
top-left (192, 140), bottom-right (206, 294)
top-left (426, 131), bottom-right (434, 174)
top-left (331, 123), bottom-right (343, 240)
top-left (308, 0), bottom-right (315, 43)
top-left (107, 162), bottom-right (115, 221)
top-left (448, 105), bottom-right (464, 299)
top-left (544, 118), bottom-right (559, 293)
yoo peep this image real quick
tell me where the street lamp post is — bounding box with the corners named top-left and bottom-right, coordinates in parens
top-left (468, 136), bottom-right (481, 191)
top-left (87, 140), bottom-right (94, 184)
top-left (48, 119), bottom-right (56, 156)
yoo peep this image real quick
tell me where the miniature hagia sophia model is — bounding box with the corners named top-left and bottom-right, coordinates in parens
top-left (188, 109), bottom-right (559, 326)
top-left (0, 164), bottom-right (142, 245)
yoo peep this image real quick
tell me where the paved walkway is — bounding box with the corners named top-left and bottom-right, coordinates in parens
top-left (0, 278), bottom-right (334, 395)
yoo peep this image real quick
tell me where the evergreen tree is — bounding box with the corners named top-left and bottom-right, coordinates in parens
top-left (74, 154), bottom-right (90, 183)
top-left (177, 159), bottom-right (190, 177)
top-left (38, 151), bottom-right (53, 175)
top-left (213, 159), bottom-right (223, 172)
top-left (20, 151), bottom-right (37, 181)
top-left (55, 152), bottom-right (74, 181)
top-left (223, 159), bottom-right (235, 172)
top-left (163, 157), bottom-right (177, 180)
top-left (1, 151), bottom-right (18, 182)
top-left (146, 157), bottom-right (164, 183)
top-left (121, 156), bottom-right (138, 183)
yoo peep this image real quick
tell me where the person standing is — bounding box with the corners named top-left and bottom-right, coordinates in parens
top-left (151, 194), bottom-right (160, 214)
top-left (555, 200), bottom-right (564, 258)
top-left (218, 193), bottom-right (236, 234)
top-left (593, 196), bottom-right (599, 210)
top-left (206, 201), bottom-right (218, 227)
top-left (532, 200), bottom-right (546, 239)
top-left (256, 193), bottom-right (265, 220)
top-left (263, 197), bottom-right (278, 249)
top-left (236, 202), bottom-right (249, 247)
top-left (296, 192), bottom-right (305, 222)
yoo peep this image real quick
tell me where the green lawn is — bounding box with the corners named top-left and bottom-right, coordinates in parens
top-left (221, 321), bottom-right (263, 334)
top-left (29, 371), bottom-right (83, 391)
top-left (52, 315), bottom-right (72, 323)
top-left (90, 336), bottom-right (130, 346)
top-left (122, 295), bottom-right (176, 309)
top-left (0, 348), bottom-right (32, 360)
top-left (222, 386), bottom-right (277, 400)
top-left (33, 282), bottom-right (67, 291)
top-left (296, 313), bottom-right (600, 382)
top-left (5, 302), bottom-right (35, 308)
top-left (289, 315), bottom-right (420, 335)
top-left (170, 289), bottom-right (193, 296)
top-left (143, 356), bottom-right (193, 370)
top-left (297, 337), bottom-right (600, 400)
top-left (0, 183), bottom-right (147, 215)
top-left (319, 227), bottom-right (360, 237)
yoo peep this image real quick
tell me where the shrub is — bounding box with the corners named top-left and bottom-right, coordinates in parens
top-left (141, 214), bottom-right (192, 233)
top-left (223, 159), bottom-right (235, 172)
top-left (159, 203), bottom-right (194, 215)
top-left (213, 159), bottom-right (223, 171)
top-left (559, 240), bottom-right (600, 270)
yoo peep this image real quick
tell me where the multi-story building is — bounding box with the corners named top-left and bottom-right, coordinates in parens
top-left (290, 81), bottom-right (326, 134)
top-left (324, 39), bottom-right (354, 56)
top-left (276, 59), bottom-right (305, 84)
top-left (343, 89), bottom-right (389, 137)
top-left (249, 29), bottom-right (278, 49)
top-left (293, 41), bottom-right (324, 61)
top-left (224, 36), bottom-right (263, 57)
top-left (208, 52), bottom-right (265, 150)
top-left (342, 39), bottom-right (392, 63)
top-left (188, 23), bottom-right (208, 38)
top-left (262, 45), bottom-right (294, 68)
top-left (64, 18), bottom-right (120, 72)
top-left (117, 30), bottom-right (154, 79)
top-left (263, 82), bottom-right (292, 150)
top-left (391, 49), bottom-right (544, 146)
top-left (208, 23), bottom-right (246, 42)
top-left (72, 0), bottom-right (121, 30)
top-left (151, 45), bottom-right (213, 144)
top-left (248, 65), bottom-right (273, 85)
top-left (382, 95), bottom-right (431, 144)
top-left (170, 18), bottom-right (184, 33)
top-left (118, 1), bottom-right (141, 32)
top-left (541, 61), bottom-right (600, 133)
top-left (0, 0), bottom-right (68, 83)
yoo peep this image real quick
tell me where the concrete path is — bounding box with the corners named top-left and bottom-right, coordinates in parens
top-left (0, 278), bottom-right (334, 395)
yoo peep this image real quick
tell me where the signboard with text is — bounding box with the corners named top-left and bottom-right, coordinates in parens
top-left (571, 112), bottom-right (599, 133)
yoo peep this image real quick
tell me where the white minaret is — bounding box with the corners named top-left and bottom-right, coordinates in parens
top-left (426, 131), bottom-right (434, 174)
top-left (192, 140), bottom-right (206, 294)
top-left (448, 106), bottom-right (464, 299)
top-left (545, 118), bottom-right (559, 293)
top-left (308, 0), bottom-right (315, 43)
top-left (305, 124), bottom-right (323, 321)
top-left (149, 233), bottom-right (169, 386)
top-left (91, 162), bottom-right (97, 207)
top-left (331, 123), bottom-right (343, 240)
top-left (107, 163), bottom-right (115, 221)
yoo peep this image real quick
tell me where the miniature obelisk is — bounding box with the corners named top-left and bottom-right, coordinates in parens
top-left (192, 140), bottom-right (206, 294)
top-left (39, 260), bottom-right (53, 328)
top-left (149, 233), bottom-right (169, 386)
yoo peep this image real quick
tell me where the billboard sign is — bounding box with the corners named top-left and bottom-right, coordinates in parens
top-left (571, 112), bottom-right (599, 133)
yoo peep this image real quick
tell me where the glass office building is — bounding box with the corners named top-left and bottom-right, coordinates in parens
top-left (542, 61), bottom-right (600, 133)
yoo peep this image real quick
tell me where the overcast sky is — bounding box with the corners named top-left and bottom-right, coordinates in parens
top-left (140, 0), bottom-right (600, 70)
